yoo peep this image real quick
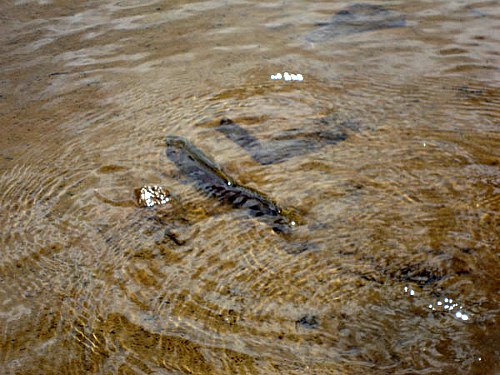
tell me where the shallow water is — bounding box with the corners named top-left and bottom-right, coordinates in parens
top-left (0, 0), bottom-right (499, 374)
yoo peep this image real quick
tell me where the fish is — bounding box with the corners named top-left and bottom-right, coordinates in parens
top-left (305, 3), bottom-right (406, 43)
top-left (165, 135), bottom-right (300, 234)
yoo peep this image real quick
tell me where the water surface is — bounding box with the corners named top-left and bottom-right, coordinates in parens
top-left (0, 0), bottom-right (499, 374)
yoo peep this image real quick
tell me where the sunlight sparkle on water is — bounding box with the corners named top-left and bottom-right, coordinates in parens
top-left (427, 296), bottom-right (471, 321)
top-left (271, 72), bottom-right (303, 81)
top-left (404, 286), bottom-right (416, 296)
top-left (404, 286), bottom-right (417, 297)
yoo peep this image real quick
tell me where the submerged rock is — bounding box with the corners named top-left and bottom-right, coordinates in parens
top-left (305, 3), bottom-right (406, 43)
top-left (134, 186), bottom-right (171, 207)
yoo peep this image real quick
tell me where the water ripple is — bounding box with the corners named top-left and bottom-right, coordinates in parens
top-left (1, 0), bottom-right (499, 372)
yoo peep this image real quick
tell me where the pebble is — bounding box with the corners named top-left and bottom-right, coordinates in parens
top-left (136, 186), bottom-right (170, 207)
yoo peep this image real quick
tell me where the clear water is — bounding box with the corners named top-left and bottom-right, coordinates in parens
top-left (0, 1), bottom-right (499, 373)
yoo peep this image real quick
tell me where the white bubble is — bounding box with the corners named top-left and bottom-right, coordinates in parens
top-left (410, 289), bottom-right (415, 296)
top-left (291, 221), bottom-right (296, 226)
top-left (437, 301), bottom-right (442, 306)
top-left (444, 298), bottom-right (449, 303)
top-left (270, 72), bottom-right (303, 82)
top-left (455, 311), bottom-right (462, 318)
top-left (428, 304), bottom-right (433, 309)
top-left (404, 286), bottom-right (408, 293)
top-left (461, 314), bottom-right (469, 321)
top-left (444, 305), bottom-right (449, 309)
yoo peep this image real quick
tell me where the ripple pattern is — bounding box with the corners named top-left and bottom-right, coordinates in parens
top-left (1, 0), bottom-right (499, 373)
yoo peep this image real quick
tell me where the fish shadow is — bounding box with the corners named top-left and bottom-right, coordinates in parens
top-left (216, 115), bottom-right (359, 165)
top-left (305, 3), bottom-right (406, 43)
